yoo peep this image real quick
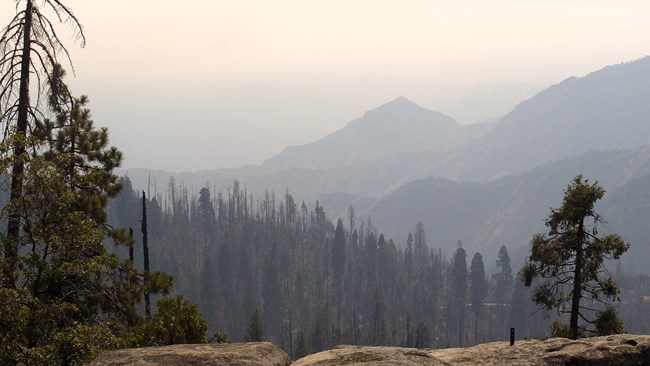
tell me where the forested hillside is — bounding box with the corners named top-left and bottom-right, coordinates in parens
top-left (120, 59), bottom-right (650, 239)
top-left (109, 178), bottom-right (650, 358)
top-left (105, 56), bottom-right (650, 359)
top-left (366, 146), bottom-right (650, 272)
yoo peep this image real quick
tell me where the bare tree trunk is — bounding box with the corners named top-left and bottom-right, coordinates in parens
top-left (129, 228), bottom-right (134, 262)
top-left (337, 302), bottom-right (341, 345)
top-left (288, 305), bottom-right (293, 359)
top-left (373, 288), bottom-right (378, 345)
top-left (353, 305), bottom-right (357, 345)
top-left (142, 191), bottom-right (151, 320)
top-left (4, 0), bottom-right (33, 288)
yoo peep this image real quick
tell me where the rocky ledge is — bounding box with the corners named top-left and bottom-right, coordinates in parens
top-left (89, 342), bottom-right (291, 366)
top-left (91, 334), bottom-right (650, 366)
top-left (292, 345), bottom-right (449, 366)
top-left (428, 334), bottom-right (650, 366)
top-left (295, 335), bottom-right (650, 366)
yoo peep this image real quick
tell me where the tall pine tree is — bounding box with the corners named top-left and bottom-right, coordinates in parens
top-left (469, 252), bottom-right (487, 344)
top-left (1, 0), bottom-right (85, 288)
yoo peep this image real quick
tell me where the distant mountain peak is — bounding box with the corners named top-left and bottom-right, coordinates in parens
top-left (389, 96), bottom-right (414, 105)
top-left (261, 95), bottom-right (490, 170)
top-left (364, 96), bottom-right (421, 116)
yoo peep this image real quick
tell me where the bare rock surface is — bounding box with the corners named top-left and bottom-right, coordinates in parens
top-left (90, 335), bottom-right (650, 366)
top-left (89, 342), bottom-right (291, 366)
top-left (428, 334), bottom-right (650, 366)
top-left (291, 345), bottom-right (451, 366)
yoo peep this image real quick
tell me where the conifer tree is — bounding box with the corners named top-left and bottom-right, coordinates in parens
top-left (1, 0), bottom-right (85, 287)
top-left (448, 245), bottom-right (467, 346)
top-left (492, 245), bottom-right (513, 323)
top-left (130, 295), bottom-right (208, 346)
top-left (0, 67), bottom-right (154, 364)
top-left (310, 304), bottom-right (329, 352)
top-left (332, 218), bottom-right (346, 284)
top-left (245, 309), bottom-right (265, 342)
top-left (469, 252), bottom-right (487, 343)
top-left (522, 175), bottom-right (629, 339)
top-left (414, 322), bottom-right (431, 348)
top-left (294, 331), bottom-right (308, 360)
top-left (509, 269), bottom-right (530, 338)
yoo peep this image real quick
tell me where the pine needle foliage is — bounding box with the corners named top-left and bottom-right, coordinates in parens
top-left (522, 175), bottom-right (629, 339)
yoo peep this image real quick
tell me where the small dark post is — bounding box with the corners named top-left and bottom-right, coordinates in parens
top-left (510, 328), bottom-right (515, 346)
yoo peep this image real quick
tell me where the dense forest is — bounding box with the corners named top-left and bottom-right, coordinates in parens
top-left (109, 178), bottom-right (650, 359)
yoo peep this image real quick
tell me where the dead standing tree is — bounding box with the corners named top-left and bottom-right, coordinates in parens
top-left (0, 0), bottom-right (85, 287)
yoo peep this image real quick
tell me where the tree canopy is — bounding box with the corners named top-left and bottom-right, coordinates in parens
top-left (522, 175), bottom-right (629, 339)
top-left (0, 39), bottom-right (177, 363)
top-left (0, 70), bottom-right (133, 365)
top-left (128, 295), bottom-right (209, 347)
top-left (1, 0), bottom-right (86, 288)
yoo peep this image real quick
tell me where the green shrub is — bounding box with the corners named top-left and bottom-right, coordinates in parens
top-left (594, 307), bottom-right (625, 336)
top-left (212, 331), bottom-right (230, 343)
top-left (128, 295), bottom-right (208, 347)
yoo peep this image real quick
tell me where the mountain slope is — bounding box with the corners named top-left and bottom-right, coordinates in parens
top-left (123, 57), bottom-right (650, 214)
top-left (262, 96), bottom-right (493, 170)
top-left (248, 56), bottom-right (650, 200)
top-left (447, 56), bottom-right (650, 180)
top-left (364, 146), bottom-right (650, 272)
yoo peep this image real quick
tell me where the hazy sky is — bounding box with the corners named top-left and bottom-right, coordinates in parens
top-left (2, 1), bottom-right (649, 171)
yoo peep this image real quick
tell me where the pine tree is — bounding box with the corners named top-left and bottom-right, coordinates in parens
top-left (469, 252), bottom-right (487, 344)
top-left (448, 245), bottom-right (467, 346)
top-left (414, 322), bottom-right (431, 348)
top-left (522, 175), bottom-right (629, 339)
top-left (245, 309), bottom-right (265, 342)
top-left (0, 66), bottom-right (172, 364)
top-left (492, 245), bottom-right (513, 324)
top-left (509, 267), bottom-right (530, 339)
top-left (310, 304), bottom-right (329, 352)
top-left (332, 218), bottom-right (346, 284)
top-left (1, 0), bottom-right (85, 288)
top-left (294, 331), bottom-right (308, 360)
top-left (0, 90), bottom-right (115, 363)
top-left (130, 295), bottom-right (208, 346)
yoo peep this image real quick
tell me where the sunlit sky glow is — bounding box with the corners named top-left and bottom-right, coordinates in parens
top-left (2, 1), bottom-right (649, 170)
top-left (61, 1), bottom-right (648, 84)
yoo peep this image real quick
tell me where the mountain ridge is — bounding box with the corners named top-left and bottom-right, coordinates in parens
top-left (363, 145), bottom-right (650, 272)
top-left (262, 96), bottom-right (493, 170)
top-left (119, 56), bottom-right (650, 266)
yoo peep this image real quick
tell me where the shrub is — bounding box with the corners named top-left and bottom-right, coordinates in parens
top-left (129, 295), bottom-right (208, 346)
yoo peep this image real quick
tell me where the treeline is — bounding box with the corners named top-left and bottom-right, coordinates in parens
top-left (109, 178), bottom-right (650, 358)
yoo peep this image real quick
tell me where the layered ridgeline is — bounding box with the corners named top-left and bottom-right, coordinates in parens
top-left (122, 57), bottom-right (650, 270)
top-left (124, 56), bottom-right (650, 201)
top-left (108, 56), bottom-right (650, 356)
top-left (256, 56), bottom-right (650, 188)
top-left (119, 96), bottom-right (494, 201)
top-left (365, 146), bottom-right (650, 272)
